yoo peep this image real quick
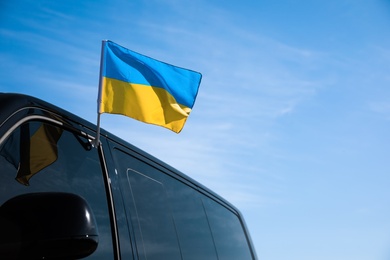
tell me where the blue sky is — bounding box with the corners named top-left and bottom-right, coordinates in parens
top-left (1, 0), bottom-right (390, 259)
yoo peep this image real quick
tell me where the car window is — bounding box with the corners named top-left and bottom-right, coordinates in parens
top-left (113, 148), bottom-right (218, 260)
top-left (0, 120), bottom-right (114, 259)
top-left (203, 197), bottom-right (253, 260)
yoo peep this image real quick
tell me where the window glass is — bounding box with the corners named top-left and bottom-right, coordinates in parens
top-left (164, 178), bottom-right (218, 260)
top-left (203, 198), bottom-right (253, 260)
top-left (113, 149), bottom-right (181, 260)
top-left (0, 121), bottom-right (113, 259)
top-left (127, 169), bottom-right (181, 260)
top-left (113, 148), bottom-right (219, 260)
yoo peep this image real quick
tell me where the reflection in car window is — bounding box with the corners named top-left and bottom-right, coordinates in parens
top-left (203, 198), bottom-right (253, 260)
top-left (164, 177), bottom-right (218, 260)
top-left (113, 148), bottom-right (219, 260)
top-left (0, 121), bottom-right (113, 259)
top-left (127, 169), bottom-right (182, 260)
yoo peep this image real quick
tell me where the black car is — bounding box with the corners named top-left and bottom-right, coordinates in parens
top-left (0, 93), bottom-right (257, 260)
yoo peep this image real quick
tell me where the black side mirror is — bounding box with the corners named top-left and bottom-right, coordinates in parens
top-left (0, 192), bottom-right (99, 259)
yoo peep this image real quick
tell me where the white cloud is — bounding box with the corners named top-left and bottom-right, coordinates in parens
top-left (369, 101), bottom-right (390, 120)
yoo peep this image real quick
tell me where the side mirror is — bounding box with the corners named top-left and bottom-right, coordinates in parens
top-left (0, 192), bottom-right (99, 259)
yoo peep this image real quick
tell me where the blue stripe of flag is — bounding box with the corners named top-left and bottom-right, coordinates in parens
top-left (103, 40), bottom-right (202, 109)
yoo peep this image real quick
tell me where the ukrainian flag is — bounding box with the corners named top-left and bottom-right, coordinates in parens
top-left (99, 40), bottom-right (202, 133)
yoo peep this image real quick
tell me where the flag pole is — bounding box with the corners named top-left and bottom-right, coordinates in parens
top-left (94, 40), bottom-right (107, 148)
